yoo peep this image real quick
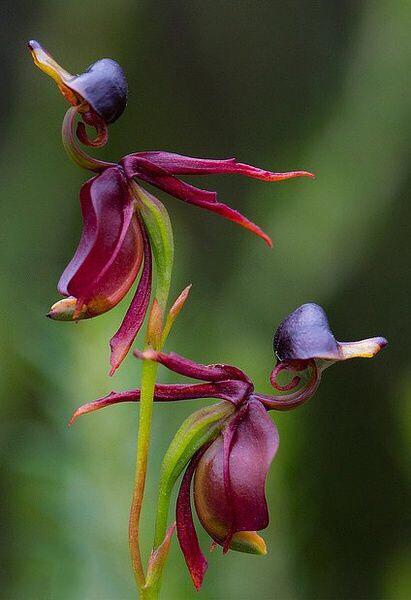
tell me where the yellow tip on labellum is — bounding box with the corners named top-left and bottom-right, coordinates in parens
top-left (27, 40), bottom-right (79, 105)
top-left (229, 531), bottom-right (267, 555)
top-left (338, 337), bottom-right (388, 360)
top-left (47, 297), bottom-right (87, 321)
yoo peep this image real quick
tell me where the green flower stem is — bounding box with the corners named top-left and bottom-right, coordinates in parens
top-left (62, 107), bottom-right (115, 172)
top-left (129, 356), bottom-right (159, 590)
top-left (129, 183), bottom-right (174, 597)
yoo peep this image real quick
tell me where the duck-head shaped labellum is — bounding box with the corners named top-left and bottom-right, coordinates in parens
top-left (273, 303), bottom-right (387, 367)
top-left (28, 40), bottom-right (127, 123)
top-left (265, 303), bottom-right (387, 409)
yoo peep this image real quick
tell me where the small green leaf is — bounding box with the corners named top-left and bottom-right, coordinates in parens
top-left (131, 181), bottom-right (174, 313)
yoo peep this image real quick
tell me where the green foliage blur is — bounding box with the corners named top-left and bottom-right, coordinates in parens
top-left (1, 1), bottom-right (410, 598)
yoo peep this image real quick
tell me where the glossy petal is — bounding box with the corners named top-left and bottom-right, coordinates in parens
top-left (58, 166), bottom-right (141, 319)
top-left (109, 221), bottom-right (152, 374)
top-left (121, 153), bottom-right (312, 246)
top-left (28, 40), bottom-right (127, 123)
top-left (194, 399), bottom-right (279, 549)
top-left (274, 303), bottom-right (387, 363)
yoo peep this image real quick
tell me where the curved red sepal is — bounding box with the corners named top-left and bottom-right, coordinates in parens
top-left (121, 151), bottom-right (314, 247)
top-left (109, 221), bottom-right (152, 374)
top-left (176, 448), bottom-right (209, 590)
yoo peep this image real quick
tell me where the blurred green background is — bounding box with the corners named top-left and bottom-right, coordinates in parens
top-left (1, 1), bottom-right (410, 598)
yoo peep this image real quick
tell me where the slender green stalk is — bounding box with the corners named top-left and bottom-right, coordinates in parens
top-left (128, 183), bottom-right (174, 597)
top-left (129, 357), bottom-right (161, 590)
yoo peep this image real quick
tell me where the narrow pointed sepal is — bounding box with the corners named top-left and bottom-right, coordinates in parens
top-left (109, 221), bottom-right (152, 375)
top-left (176, 448), bottom-right (209, 591)
top-left (123, 153), bottom-right (315, 247)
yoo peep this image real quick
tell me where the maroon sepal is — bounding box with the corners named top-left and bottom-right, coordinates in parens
top-left (176, 447), bottom-right (209, 591)
top-left (121, 152), bottom-right (314, 247)
top-left (109, 220), bottom-right (152, 375)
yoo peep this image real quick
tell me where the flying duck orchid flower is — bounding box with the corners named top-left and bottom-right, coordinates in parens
top-left (28, 41), bottom-right (314, 373)
top-left (69, 303), bottom-right (387, 589)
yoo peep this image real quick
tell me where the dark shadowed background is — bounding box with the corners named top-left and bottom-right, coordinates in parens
top-left (1, 1), bottom-right (410, 598)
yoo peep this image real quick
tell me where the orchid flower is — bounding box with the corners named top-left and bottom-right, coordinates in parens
top-left (69, 303), bottom-right (387, 589)
top-left (28, 41), bottom-right (314, 374)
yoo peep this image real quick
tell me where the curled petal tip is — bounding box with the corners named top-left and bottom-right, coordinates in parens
top-left (300, 170), bottom-right (315, 180)
top-left (68, 406), bottom-right (85, 426)
top-left (266, 170), bottom-right (315, 181)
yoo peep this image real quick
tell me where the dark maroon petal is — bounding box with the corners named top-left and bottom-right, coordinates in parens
top-left (123, 151), bottom-right (314, 180)
top-left (274, 303), bottom-right (341, 361)
top-left (135, 349), bottom-right (252, 384)
top-left (68, 383), bottom-right (232, 425)
top-left (59, 166), bottom-right (141, 316)
top-left (109, 221), bottom-right (152, 374)
top-left (177, 192), bottom-right (273, 247)
top-left (224, 399), bottom-right (279, 535)
top-left (176, 449), bottom-right (209, 591)
top-left (194, 399), bottom-right (279, 548)
top-left (121, 155), bottom-right (272, 246)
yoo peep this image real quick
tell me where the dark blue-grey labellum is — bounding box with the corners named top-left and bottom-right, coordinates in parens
top-left (274, 303), bottom-right (341, 361)
top-left (70, 58), bottom-right (128, 124)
